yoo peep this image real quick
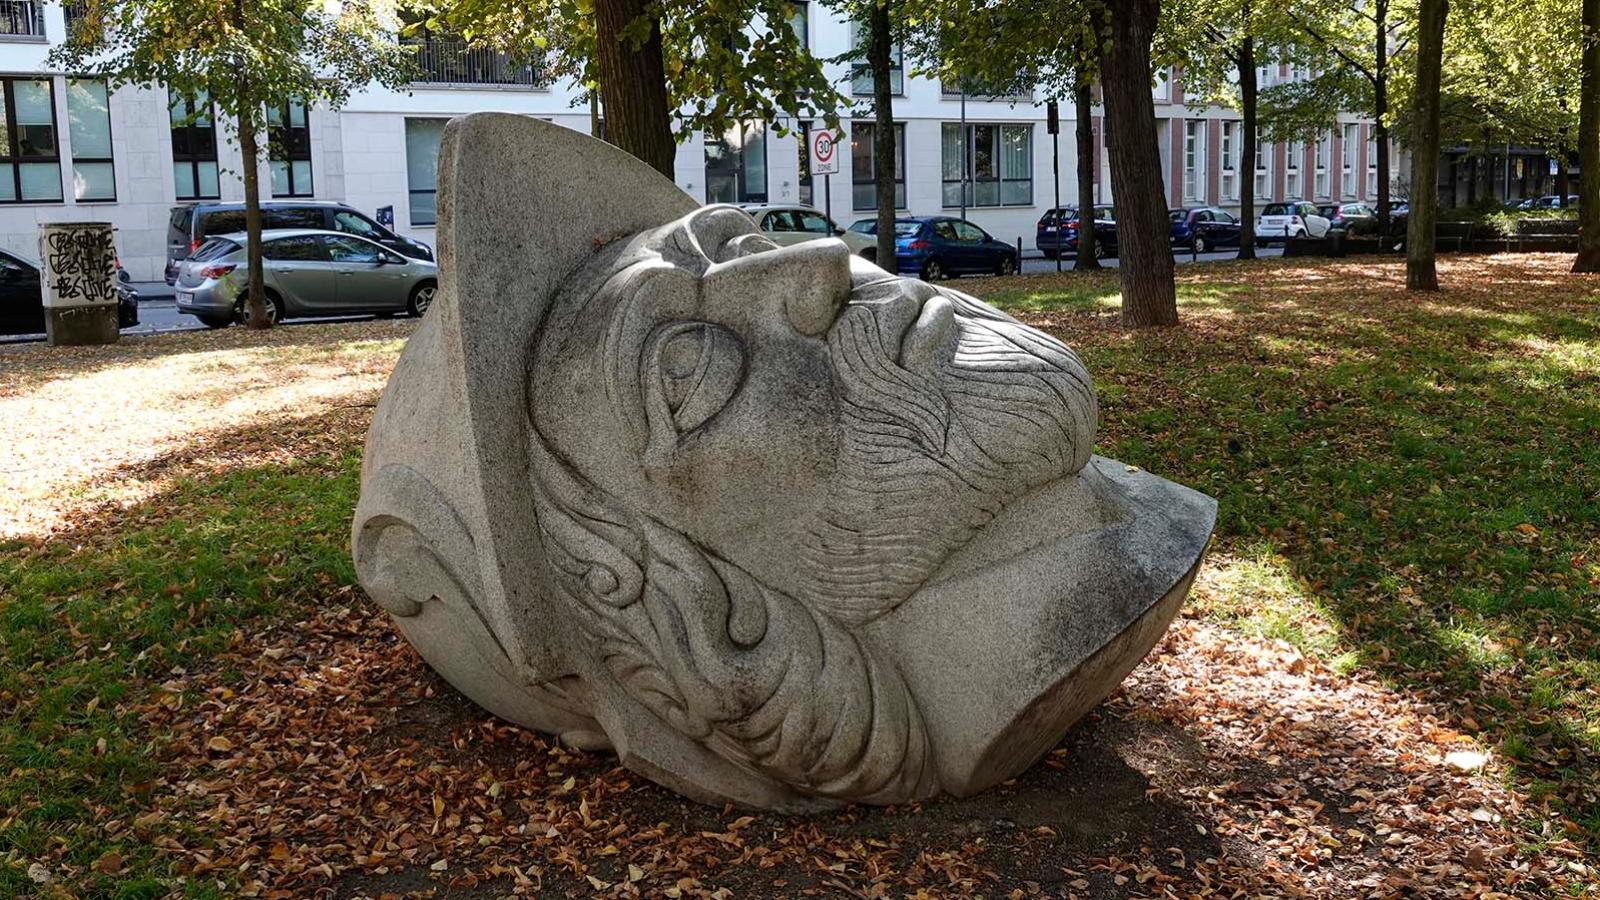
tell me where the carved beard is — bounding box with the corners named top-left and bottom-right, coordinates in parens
top-left (799, 289), bottom-right (1098, 625)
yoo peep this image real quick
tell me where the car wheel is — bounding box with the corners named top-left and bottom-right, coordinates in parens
top-left (197, 313), bottom-right (232, 329)
top-left (1192, 235), bottom-right (1207, 254)
top-left (234, 291), bottom-right (284, 326)
top-left (859, 248), bottom-right (877, 263)
top-left (997, 255), bottom-right (1017, 276)
top-left (408, 281), bottom-right (437, 318)
top-left (921, 258), bottom-right (944, 281)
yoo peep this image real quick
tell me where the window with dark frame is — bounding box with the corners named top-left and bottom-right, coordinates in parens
top-left (170, 90), bottom-right (219, 201)
top-left (0, 78), bottom-right (62, 204)
top-left (704, 121), bottom-right (768, 204)
top-left (405, 117), bottom-right (447, 226)
top-left (940, 122), bottom-right (1032, 207)
top-left (849, 22), bottom-right (903, 96)
top-left (851, 121), bottom-right (904, 211)
top-left (67, 79), bottom-right (114, 202)
top-left (269, 100), bottom-right (313, 197)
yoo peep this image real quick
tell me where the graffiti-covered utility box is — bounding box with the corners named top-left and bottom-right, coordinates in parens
top-left (40, 222), bottom-right (120, 346)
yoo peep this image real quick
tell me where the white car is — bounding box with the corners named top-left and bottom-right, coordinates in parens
top-left (1257, 200), bottom-right (1331, 245)
top-left (738, 204), bottom-right (878, 261)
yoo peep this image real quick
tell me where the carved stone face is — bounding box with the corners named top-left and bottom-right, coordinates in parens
top-left (531, 207), bottom-right (1098, 625)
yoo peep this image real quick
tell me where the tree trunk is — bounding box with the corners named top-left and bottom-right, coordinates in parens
top-left (1237, 35), bottom-right (1257, 260)
top-left (1406, 0), bottom-right (1448, 291)
top-left (594, 0), bottom-right (676, 178)
top-left (1073, 75), bottom-right (1100, 270)
top-left (867, 0), bottom-right (898, 273)
top-left (1577, 0), bottom-right (1600, 271)
top-left (1098, 0), bottom-right (1177, 326)
top-left (237, 97), bottom-right (269, 329)
top-left (1374, 0), bottom-right (1392, 232)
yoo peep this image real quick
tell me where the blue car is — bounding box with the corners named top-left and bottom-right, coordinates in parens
top-left (1169, 207), bottom-right (1242, 253)
top-left (893, 216), bottom-right (1019, 280)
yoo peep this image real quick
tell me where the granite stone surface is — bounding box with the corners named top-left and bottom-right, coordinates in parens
top-left (353, 114), bottom-right (1218, 811)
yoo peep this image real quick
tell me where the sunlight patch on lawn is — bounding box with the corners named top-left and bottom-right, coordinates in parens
top-left (0, 334), bottom-right (404, 538)
top-left (1189, 545), bottom-right (1351, 670)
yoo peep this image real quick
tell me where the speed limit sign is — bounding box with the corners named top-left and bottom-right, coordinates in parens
top-left (811, 129), bottom-right (841, 176)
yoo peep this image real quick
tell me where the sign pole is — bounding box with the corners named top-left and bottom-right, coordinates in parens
top-left (1048, 99), bottom-right (1061, 272)
top-left (825, 173), bottom-right (832, 222)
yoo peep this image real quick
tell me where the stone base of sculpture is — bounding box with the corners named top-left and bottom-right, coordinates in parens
top-left (353, 114), bottom-right (1217, 812)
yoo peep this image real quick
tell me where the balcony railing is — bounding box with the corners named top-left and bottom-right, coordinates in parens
top-left (405, 39), bottom-right (546, 89)
top-left (0, 0), bottom-right (45, 39)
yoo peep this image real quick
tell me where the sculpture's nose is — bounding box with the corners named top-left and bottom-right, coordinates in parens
top-left (703, 237), bottom-right (852, 338)
top-left (779, 239), bottom-right (853, 337)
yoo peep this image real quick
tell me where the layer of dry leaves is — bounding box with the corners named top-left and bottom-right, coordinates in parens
top-left (4, 256), bottom-right (1597, 898)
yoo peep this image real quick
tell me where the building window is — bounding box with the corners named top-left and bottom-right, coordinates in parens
top-left (705, 120), bottom-right (768, 204)
top-left (1367, 135), bottom-right (1378, 198)
top-left (67, 79), bottom-right (113, 202)
top-left (1342, 123), bottom-right (1358, 199)
top-left (1286, 140), bottom-right (1302, 198)
top-left (849, 22), bottom-right (903, 96)
top-left (269, 100), bottom-right (313, 198)
top-left (1221, 121), bottom-right (1238, 201)
top-left (170, 90), bottom-right (219, 201)
top-left (1314, 132), bottom-right (1330, 198)
top-left (852, 120), bottom-right (904, 210)
top-left (796, 120), bottom-right (813, 206)
top-left (1183, 120), bottom-right (1205, 201)
top-left (405, 117), bottom-right (447, 226)
top-left (941, 122), bottom-right (1031, 207)
top-left (1254, 130), bottom-right (1271, 200)
top-left (789, 1), bottom-right (808, 49)
top-left (0, 78), bottom-right (61, 203)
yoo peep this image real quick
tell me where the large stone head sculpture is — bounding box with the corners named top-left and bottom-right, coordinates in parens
top-left (354, 114), bottom-right (1216, 811)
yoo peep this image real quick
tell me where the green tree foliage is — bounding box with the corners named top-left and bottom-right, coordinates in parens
top-left (426, 0), bottom-right (845, 176)
top-left (1432, 0), bottom-right (1578, 153)
top-left (900, 0), bottom-right (1178, 326)
top-left (51, 0), bottom-right (413, 328)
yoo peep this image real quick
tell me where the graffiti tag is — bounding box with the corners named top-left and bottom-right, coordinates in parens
top-left (44, 227), bottom-right (117, 305)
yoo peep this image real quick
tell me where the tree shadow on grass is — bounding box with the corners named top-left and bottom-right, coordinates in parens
top-left (1018, 254), bottom-right (1600, 847)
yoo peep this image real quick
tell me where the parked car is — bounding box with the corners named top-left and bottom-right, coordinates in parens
top-left (166, 201), bottom-right (434, 284)
top-left (0, 248), bottom-right (138, 336)
top-left (847, 218), bottom-right (877, 236)
top-left (1316, 202), bottom-right (1377, 234)
top-left (739, 204), bottom-right (877, 260)
top-left (1257, 201), bottom-right (1331, 244)
top-left (174, 229), bottom-right (438, 328)
top-left (1169, 207), bottom-right (1242, 252)
top-left (1036, 205), bottom-right (1118, 259)
top-left (895, 217), bottom-right (1019, 280)
top-left (1525, 194), bottom-right (1580, 210)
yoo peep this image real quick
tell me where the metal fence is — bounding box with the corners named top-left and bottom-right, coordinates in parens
top-left (0, 0), bottom-right (44, 37)
top-left (406, 39), bottom-right (545, 88)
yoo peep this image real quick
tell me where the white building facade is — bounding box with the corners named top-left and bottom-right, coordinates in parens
top-left (0, 1), bottom-right (1394, 280)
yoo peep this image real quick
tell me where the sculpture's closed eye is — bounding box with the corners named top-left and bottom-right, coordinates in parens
top-left (648, 321), bottom-right (744, 435)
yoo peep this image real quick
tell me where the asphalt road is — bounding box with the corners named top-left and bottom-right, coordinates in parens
top-left (3, 247), bottom-right (1289, 345)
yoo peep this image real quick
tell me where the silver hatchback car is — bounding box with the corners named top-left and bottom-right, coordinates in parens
top-left (175, 228), bottom-right (439, 328)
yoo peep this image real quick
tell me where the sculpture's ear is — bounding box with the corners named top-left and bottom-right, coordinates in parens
top-left (419, 114), bottom-right (698, 676)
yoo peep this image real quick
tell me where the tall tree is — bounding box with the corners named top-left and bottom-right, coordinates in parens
top-left (903, 0), bottom-right (1177, 325)
top-left (1575, 0), bottom-right (1600, 272)
top-left (435, 0), bottom-right (844, 178)
top-left (1407, 0), bottom-right (1449, 291)
top-left (1162, 0), bottom-right (1282, 259)
top-left (54, 0), bottom-right (411, 328)
top-left (1100, 0), bottom-right (1178, 326)
top-left (1073, 75), bottom-right (1101, 270)
top-left (864, 0), bottom-right (901, 271)
top-left (1268, 0), bottom-right (1410, 230)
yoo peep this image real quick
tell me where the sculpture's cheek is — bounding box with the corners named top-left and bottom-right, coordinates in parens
top-left (647, 335), bottom-right (840, 586)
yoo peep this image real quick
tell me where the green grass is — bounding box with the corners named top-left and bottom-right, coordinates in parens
top-left (2, 256), bottom-right (1598, 894)
top-left (973, 256), bottom-right (1600, 843)
top-left (0, 433), bottom-right (363, 898)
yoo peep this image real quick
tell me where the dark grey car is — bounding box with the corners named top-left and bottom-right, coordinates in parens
top-left (174, 229), bottom-right (438, 328)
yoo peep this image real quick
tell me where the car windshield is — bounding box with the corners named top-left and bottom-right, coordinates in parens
top-left (1262, 203), bottom-right (1292, 216)
top-left (1094, 206), bottom-right (1115, 221)
top-left (893, 222), bottom-right (923, 237)
top-left (1040, 208), bottom-right (1076, 226)
top-left (191, 238), bottom-right (239, 262)
top-left (1169, 210), bottom-right (1188, 222)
